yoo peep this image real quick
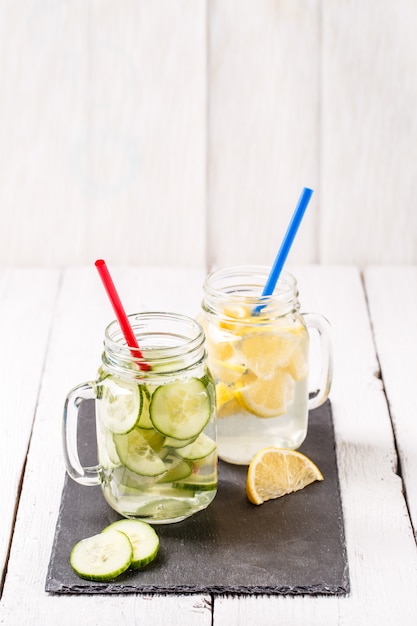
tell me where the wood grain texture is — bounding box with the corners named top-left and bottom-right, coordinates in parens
top-left (364, 266), bottom-right (417, 535)
top-left (1, 1), bottom-right (417, 268)
top-left (320, 0), bottom-right (417, 265)
top-left (0, 269), bottom-right (59, 588)
top-left (0, 0), bottom-right (207, 268)
top-left (207, 0), bottom-right (320, 268)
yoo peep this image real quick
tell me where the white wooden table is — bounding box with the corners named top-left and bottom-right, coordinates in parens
top-left (0, 265), bottom-right (416, 625)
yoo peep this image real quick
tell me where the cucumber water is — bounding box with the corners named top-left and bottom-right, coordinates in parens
top-left (95, 370), bottom-right (217, 523)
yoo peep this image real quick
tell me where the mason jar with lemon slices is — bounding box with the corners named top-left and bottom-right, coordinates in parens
top-left (200, 266), bottom-right (333, 465)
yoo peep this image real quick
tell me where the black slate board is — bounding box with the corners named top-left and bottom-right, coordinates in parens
top-left (46, 399), bottom-right (349, 595)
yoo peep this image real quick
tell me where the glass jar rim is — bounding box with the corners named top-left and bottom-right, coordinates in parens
top-left (203, 265), bottom-right (298, 307)
top-left (103, 311), bottom-right (205, 365)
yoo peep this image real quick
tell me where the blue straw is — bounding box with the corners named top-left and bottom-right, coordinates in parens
top-left (254, 187), bottom-right (314, 314)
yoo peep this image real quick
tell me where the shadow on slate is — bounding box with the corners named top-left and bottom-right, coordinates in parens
top-left (46, 399), bottom-right (349, 595)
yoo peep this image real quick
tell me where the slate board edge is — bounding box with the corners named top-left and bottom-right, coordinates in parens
top-left (47, 582), bottom-right (349, 596)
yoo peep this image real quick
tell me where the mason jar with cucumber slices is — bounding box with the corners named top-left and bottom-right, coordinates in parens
top-left (63, 312), bottom-right (217, 524)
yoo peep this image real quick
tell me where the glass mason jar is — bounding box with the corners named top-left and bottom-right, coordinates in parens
top-left (63, 312), bottom-right (217, 524)
top-left (199, 266), bottom-right (332, 465)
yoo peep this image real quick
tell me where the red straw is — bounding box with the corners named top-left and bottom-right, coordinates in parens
top-left (95, 260), bottom-right (150, 371)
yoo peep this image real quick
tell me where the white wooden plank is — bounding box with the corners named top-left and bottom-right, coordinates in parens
top-left (364, 266), bottom-right (417, 534)
top-left (0, 267), bottom-right (211, 625)
top-left (214, 266), bottom-right (417, 625)
top-left (320, 0), bottom-right (417, 265)
top-left (207, 0), bottom-right (320, 268)
top-left (0, 269), bottom-right (60, 588)
top-left (0, 0), bottom-right (206, 268)
top-left (0, 0), bottom-right (91, 267)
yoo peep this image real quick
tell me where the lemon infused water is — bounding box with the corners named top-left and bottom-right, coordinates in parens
top-left (63, 313), bottom-right (217, 524)
top-left (200, 266), bottom-right (332, 465)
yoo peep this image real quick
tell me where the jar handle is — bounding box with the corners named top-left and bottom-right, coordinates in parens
top-left (62, 381), bottom-right (101, 486)
top-left (303, 313), bottom-right (333, 411)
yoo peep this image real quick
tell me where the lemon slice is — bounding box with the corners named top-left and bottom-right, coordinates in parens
top-left (218, 305), bottom-right (251, 331)
top-left (206, 339), bottom-right (236, 362)
top-left (287, 342), bottom-right (308, 381)
top-left (238, 333), bottom-right (283, 379)
top-left (217, 398), bottom-right (241, 418)
top-left (238, 326), bottom-right (307, 377)
top-left (215, 380), bottom-right (241, 417)
top-left (205, 332), bottom-right (245, 384)
top-left (215, 381), bottom-right (235, 413)
top-left (246, 447), bottom-right (323, 505)
top-left (234, 368), bottom-right (294, 418)
top-left (210, 358), bottom-right (246, 384)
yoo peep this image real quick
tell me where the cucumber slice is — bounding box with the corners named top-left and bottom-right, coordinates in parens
top-left (102, 520), bottom-right (159, 569)
top-left (137, 427), bottom-right (165, 453)
top-left (174, 456), bottom-right (217, 491)
top-left (112, 465), bottom-right (158, 491)
top-left (137, 386), bottom-right (153, 429)
top-left (148, 485), bottom-right (195, 497)
top-left (114, 429), bottom-right (166, 476)
top-left (176, 433), bottom-right (216, 461)
top-left (117, 483), bottom-right (195, 498)
top-left (70, 529), bottom-right (132, 581)
top-left (99, 377), bottom-right (141, 434)
top-left (163, 435), bottom-right (197, 449)
top-left (150, 378), bottom-right (211, 440)
top-left (105, 431), bottom-right (120, 465)
top-left (174, 481), bottom-right (217, 492)
top-left (132, 497), bottom-right (194, 520)
top-left (174, 471), bottom-right (218, 492)
top-left (157, 456), bottom-right (192, 483)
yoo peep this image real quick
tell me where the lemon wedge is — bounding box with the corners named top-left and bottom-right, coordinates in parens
top-left (218, 305), bottom-right (250, 331)
top-left (210, 358), bottom-right (246, 385)
top-left (246, 447), bottom-right (323, 505)
top-left (214, 382), bottom-right (240, 418)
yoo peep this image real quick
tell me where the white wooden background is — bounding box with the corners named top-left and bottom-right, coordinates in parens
top-left (1, 0), bottom-right (416, 270)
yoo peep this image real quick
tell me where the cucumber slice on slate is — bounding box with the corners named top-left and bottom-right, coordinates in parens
top-left (102, 519), bottom-right (159, 569)
top-left (70, 529), bottom-right (132, 581)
